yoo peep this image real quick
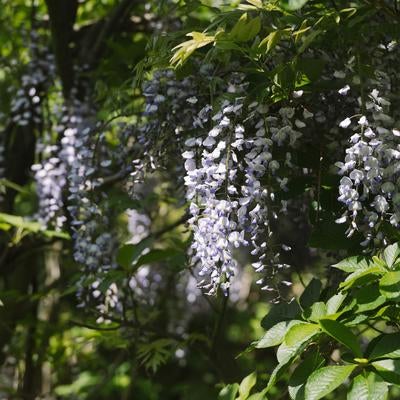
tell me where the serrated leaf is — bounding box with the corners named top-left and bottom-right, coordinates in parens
top-left (218, 383), bottom-right (239, 400)
top-left (256, 320), bottom-right (302, 348)
top-left (332, 256), bottom-right (370, 273)
top-left (238, 372), bottom-right (257, 400)
top-left (319, 319), bottom-right (362, 357)
top-left (384, 243), bottom-right (399, 268)
top-left (305, 365), bottom-right (356, 400)
top-left (288, 352), bottom-right (325, 400)
top-left (300, 279), bottom-right (322, 309)
top-left (379, 271), bottom-right (400, 300)
top-left (368, 333), bottom-right (400, 360)
top-left (347, 372), bottom-right (388, 400)
top-left (266, 334), bottom-right (315, 393)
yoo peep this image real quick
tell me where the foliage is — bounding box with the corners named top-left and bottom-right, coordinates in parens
top-left (1, 0), bottom-right (400, 399)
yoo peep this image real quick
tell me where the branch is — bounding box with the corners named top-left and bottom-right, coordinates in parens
top-left (44, 0), bottom-right (78, 97)
top-left (83, 0), bottom-right (140, 67)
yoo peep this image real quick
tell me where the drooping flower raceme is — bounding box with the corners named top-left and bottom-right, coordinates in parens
top-left (336, 83), bottom-right (400, 245)
top-left (184, 81), bottom-right (305, 295)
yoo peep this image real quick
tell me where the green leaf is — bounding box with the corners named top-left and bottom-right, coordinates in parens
top-left (305, 365), bottom-right (356, 400)
top-left (261, 300), bottom-right (301, 330)
top-left (135, 248), bottom-right (184, 269)
top-left (259, 30), bottom-right (282, 53)
top-left (372, 359), bottom-right (400, 385)
top-left (332, 256), bottom-right (370, 273)
top-left (319, 319), bottom-right (362, 357)
top-left (300, 279), bottom-right (322, 309)
top-left (218, 383), bottom-right (239, 400)
top-left (279, 0), bottom-right (309, 11)
top-left (238, 372), bottom-right (257, 400)
top-left (354, 284), bottom-right (386, 313)
top-left (288, 352), bottom-right (325, 400)
top-left (368, 333), bottom-right (400, 360)
top-left (230, 14), bottom-right (261, 42)
top-left (117, 237), bottom-right (154, 269)
top-left (256, 320), bottom-right (302, 348)
top-left (383, 243), bottom-right (400, 268)
top-left (284, 323), bottom-right (320, 348)
top-left (171, 32), bottom-right (215, 66)
top-left (347, 372), bottom-right (388, 400)
top-left (0, 213), bottom-right (69, 239)
top-left (303, 302), bottom-right (327, 322)
top-left (247, 390), bottom-right (267, 400)
top-left (298, 30), bottom-right (322, 54)
top-left (326, 293), bottom-right (347, 315)
top-left (379, 271), bottom-right (400, 300)
top-left (340, 266), bottom-right (386, 291)
top-left (267, 329), bottom-right (319, 392)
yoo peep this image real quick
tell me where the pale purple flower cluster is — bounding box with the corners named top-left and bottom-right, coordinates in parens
top-left (184, 87), bottom-right (305, 294)
top-left (10, 35), bottom-right (55, 127)
top-left (336, 84), bottom-right (400, 244)
top-left (31, 145), bottom-right (67, 230)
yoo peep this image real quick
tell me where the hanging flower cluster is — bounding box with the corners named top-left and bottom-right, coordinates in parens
top-left (336, 43), bottom-right (400, 245)
top-left (183, 75), bottom-right (306, 295)
top-left (10, 32), bottom-right (55, 127)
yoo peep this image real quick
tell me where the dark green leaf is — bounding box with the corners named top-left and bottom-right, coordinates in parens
top-left (319, 319), bottom-right (362, 357)
top-left (288, 352), bottom-right (324, 400)
top-left (261, 301), bottom-right (301, 330)
top-left (300, 279), bottom-right (322, 309)
top-left (372, 359), bottom-right (400, 385)
top-left (355, 284), bottom-right (386, 313)
top-left (368, 333), bottom-right (400, 360)
top-left (117, 237), bottom-right (154, 269)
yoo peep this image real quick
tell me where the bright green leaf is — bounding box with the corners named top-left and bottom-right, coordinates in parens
top-left (383, 243), bottom-right (400, 268)
top-left (305, 365), bottom-right (356, 400)
top-left (218, 383), bottom-right (239, 400)
top-left (347, 372), bottom-right (388, 400)
top-left (238, 372), bottom-right (257, 400)
top-left (280, 0), bottom-right (309, 11)
top-left (332, 256), bottom-right (370, 273)
top-left (379, 271), bottom-right (400, 300)
top-left (256, 320), bottom-right (302, 349)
